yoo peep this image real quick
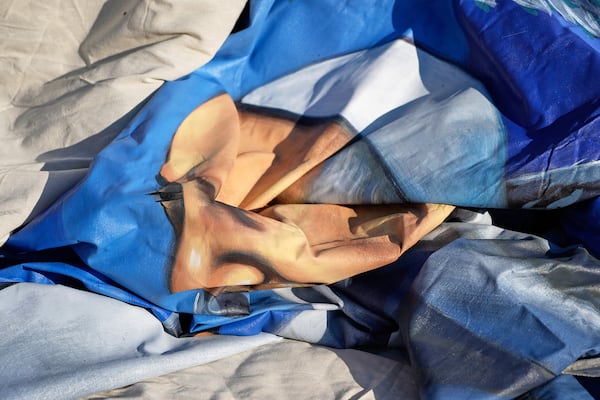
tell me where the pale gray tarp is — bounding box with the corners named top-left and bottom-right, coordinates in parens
top-left (0, 0), bottom-right (245, 244)
top-left (0, 282), bottom-right (279, 399)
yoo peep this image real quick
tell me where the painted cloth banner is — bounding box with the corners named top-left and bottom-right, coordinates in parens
top-left (1, 1), bottom-right (600, 398)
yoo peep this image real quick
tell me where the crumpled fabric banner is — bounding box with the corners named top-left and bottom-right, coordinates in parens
top-left (1, 1), bottom-right (600, 398)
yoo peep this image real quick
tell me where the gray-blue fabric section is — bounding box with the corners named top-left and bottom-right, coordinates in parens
top-left (364, 86), bottom-right (507, 207)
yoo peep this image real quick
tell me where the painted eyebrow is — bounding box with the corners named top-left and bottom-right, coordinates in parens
top-left (225, 206), bottom-right (265, 231)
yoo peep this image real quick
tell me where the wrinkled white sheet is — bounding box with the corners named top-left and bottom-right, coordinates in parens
top-left (88, 340), bottom-right (418, 400)
top-left (0, 0), bottom-right (245, 244)
top-left (0, 283), bottom-right (280, 400)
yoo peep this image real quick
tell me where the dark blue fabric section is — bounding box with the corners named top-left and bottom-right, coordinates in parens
top-left (577, 376), bottom-right (600, 400)
top-left (457, 1), bottom-right (600, 131)
top-left (560, 197), bottom-right (600, 258)
top-left (501, 113), bottom-right (600, 180)
top-left (521, 375), bottom-right (595, 400)
top-left (455, 1), bottom-right (600, 180)
top-left (384, 0), bottom-right (469, 63)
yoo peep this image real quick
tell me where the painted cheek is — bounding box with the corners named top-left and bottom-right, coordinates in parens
top-left (207, 263), bottom-right (266, 287)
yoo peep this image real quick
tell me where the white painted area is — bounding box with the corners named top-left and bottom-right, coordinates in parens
top-left (272, 286), bottom-right (343, 310)
top-left (243, 39), bottom-right (433, 132)
top-left (512, 1), bottom-right (600, 36)
top-left (275, 310), bottom-right (328, 343)
top-left (272, 288), bottom-right (311, 304)
top-left (189, 248), bottom-right (202, 269)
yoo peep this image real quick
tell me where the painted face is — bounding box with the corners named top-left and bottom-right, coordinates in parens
top-left (158, 94), bottom-right (454, 293)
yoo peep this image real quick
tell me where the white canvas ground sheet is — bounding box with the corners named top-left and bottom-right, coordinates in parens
top-left (0, 283), bottom-right (280, 400)
top-left (0, 0), bottom-right (245, 244)
top-left (88, 339), bottom-right (418, 400)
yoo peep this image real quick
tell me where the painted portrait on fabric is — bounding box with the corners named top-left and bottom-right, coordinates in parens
top-left (154, 93), bottom-right (453, 294)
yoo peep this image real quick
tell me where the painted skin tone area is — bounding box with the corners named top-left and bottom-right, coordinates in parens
top-left (159, 94), bottom-right (454, 293)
